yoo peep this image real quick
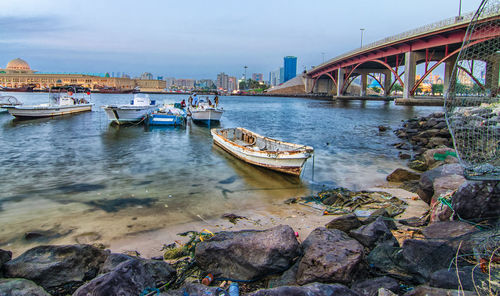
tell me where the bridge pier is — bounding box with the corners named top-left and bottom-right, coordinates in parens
top-left (383, 71), bottom-right (392, 96)
top-left (443, 55), bottom-right (457, 97)
top-left (337, 68), bottom-right (345, 96)
top-left (403, 51), bottom-right (417, 99)
top-left (360, 73), bottom-right (367, 96)
top-left (485, 53), bottom-right (499, 96)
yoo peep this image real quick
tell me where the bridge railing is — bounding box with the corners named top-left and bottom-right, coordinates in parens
top-left (312, 4), bottom-right (499, 71)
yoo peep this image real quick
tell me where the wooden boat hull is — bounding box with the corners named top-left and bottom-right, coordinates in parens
top-left (190, 109), bottom-right (223, 122)
top-left (147, 113), bottom-right (185, 126)
top-left (211, 128), bottom-right (313, 176)
top-left (5, 104), bottom-right (92, 118)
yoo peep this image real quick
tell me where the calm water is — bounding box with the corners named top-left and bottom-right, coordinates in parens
top-left (0, 92), bottom-right (440, 250)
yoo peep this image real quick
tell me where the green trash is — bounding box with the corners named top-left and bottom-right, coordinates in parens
top-left (433, 151), bottom-right (457, 161)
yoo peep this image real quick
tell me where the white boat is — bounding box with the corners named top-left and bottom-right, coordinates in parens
top-left (5, 87), bottom-right (92, 118)
top-left (211, 127), bottom-right (314, 176)
top-left (187, 96), bottom-right (223, 123)
top-left (102, 95), bottom-right (158, 124)
top-left (0, 96), bottom-right (22, 113)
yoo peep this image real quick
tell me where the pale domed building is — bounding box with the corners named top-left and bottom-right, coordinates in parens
top-left (0, 58), bottom-right (166, 91)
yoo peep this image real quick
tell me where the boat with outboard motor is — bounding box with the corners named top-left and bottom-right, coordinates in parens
top-left (0, 96), bottom-right (22, 113)
top-left (211, 127), bottom-right (314, 176)
top-left (4, 86), bottom-right (92, 118)
top-left (187, 94), bottom-right (223, 123)
top-left (102, 94), bottom-right (158, 124)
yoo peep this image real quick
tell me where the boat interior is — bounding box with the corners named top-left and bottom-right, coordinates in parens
top-left (217, 128), bottom-right (305, 152)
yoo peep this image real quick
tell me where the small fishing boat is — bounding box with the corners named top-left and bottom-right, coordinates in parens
top-left (4, 86), bottom-right (92, 118)
top-left (187, 95), bottom-right (223, 123)
top-left (211, 127), bottom-right (314, 176)
top-left (102, 94), bottom-right (158, 124)
top-left (147, 103), bottom-right (187, 126)
top-left (0, 96), bottom-right (22, 113)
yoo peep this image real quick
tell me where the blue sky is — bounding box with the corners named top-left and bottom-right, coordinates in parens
top-left (0, 0), bottom-right (482, 80)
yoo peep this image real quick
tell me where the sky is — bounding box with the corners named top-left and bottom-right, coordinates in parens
top-left (0, 0), bottom-right (483, 80)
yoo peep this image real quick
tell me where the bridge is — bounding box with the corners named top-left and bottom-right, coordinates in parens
top-left (304, 6), bottom-right (500, 101)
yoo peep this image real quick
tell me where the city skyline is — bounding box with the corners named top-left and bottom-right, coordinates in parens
top-left (1, 0), bottom-right (482, 79)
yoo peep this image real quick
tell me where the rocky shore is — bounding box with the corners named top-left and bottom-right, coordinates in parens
top-left (1, 112), bottom-right (498, 296)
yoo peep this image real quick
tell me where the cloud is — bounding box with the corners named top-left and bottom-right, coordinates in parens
top-left (0, 15), bottom-right (66, 38)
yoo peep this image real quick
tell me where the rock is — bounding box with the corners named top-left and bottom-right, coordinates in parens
top-left (378, 288), bottom-right (398, 296)
top-left (351, 276), bottom-right (400, 296)
top-left (402, 285), bottom-right (476, 296)
top-left (422, 221), bottom-right (476, 241)
top-left (386, 168), bottom-right (421, 182)
top-left (296, 227), bottom-right (364, 285)
top-left (362, 209), bottom-right (397, 230)
top-left (378, 125), bottom-right (388, 132)
top-left (398, 152), bottom-right (411, 160)
top-left (161, 283), bottom-right (225, 296)
top-left (426, 137), bottom-right (450, 148)
top-left (429, 174), bottom-right (466, 222)
top-left (194, 225), bottom-right (300, 281)
top-left (99, 253), bottom-right (134, 274)
top-left (408, 159), bottom-right (428, 172)
top-left (268, 260), bottom-right (299, 287)
top-left (452, 180), bottom-right (500, 223)
top-left (140, 258), bottom-right (176, 286)
top-left (350, 217), bottom-right (399, 249)
top-left (0, 249), bottom-right (12, 275)
top-left (422, 148), bottom-right (457, 170)
top-left (4, 244), bottom-right (108, 296)
top-left (0, 278), bottom-right (51, 296)
top-left (416, 164), bottom-right (463, 204)
top-left (325, 213), bottom-right (362, 233)
top-left (368, 239), bottom-right (455, 284)
top-left (247, 282), bottom-right (360, 296)
top-left (73, 259), bottom-right (155, 296)
top-left (429, 266), bottom-right (489, 291)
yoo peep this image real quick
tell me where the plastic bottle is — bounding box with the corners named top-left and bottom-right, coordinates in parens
top-left (201, 273), bottom-right (214, 286)
top-left (228, 282), bottom-right (239, 296)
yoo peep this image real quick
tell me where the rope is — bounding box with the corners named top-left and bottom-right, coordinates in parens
top-left (140, 287), bottom-right (160, 296)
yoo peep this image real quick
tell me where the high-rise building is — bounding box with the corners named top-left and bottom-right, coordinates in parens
top-left (141, 72), bottom-right (153, 80)
top-left (269, 68), bottom-right (284, 86)
top-left (165, 77), bottom-right (176, 88)
top-left (252, 73), bottom-right (263, 82)
top-left (217, 72), bottom-right (229, 90)
top-left (283, 56), bottom-right (297, 82)
top-left (228, 76), bottom-right (238, 92)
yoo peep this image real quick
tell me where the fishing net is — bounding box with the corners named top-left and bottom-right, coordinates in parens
top-left (445, 0), bottom-right (500, 180)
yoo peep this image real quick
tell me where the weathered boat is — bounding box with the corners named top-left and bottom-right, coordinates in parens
top-left (211, 127), bottom-right (314, 176)
top-left (0, 95), bottom-right (22, 113)
top-left (147, 103), bottom-right (186, 126)
top-left (102, 94), bottom-right (158, 124)
top-left (4, 86), bottom-right (92, 118)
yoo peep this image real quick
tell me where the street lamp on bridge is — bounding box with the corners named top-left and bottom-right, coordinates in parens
top-left (360, 28), bottom-right (365, 48)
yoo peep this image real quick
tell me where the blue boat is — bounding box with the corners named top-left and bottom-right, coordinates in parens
top-left (147, 104), bottom-right (186, 126)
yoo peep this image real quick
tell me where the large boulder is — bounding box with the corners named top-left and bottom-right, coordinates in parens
top-left (417, 164), bottom-right (463, 204)
top-left (351, 276), bottom-right (400, 296)
top-left (0, 278), bottom-right (51, 296)
top-left (402, 285), bottom-right (476, 296)
top-left (422, 221), bottom-right (476, 241)
top-left (368, 239), bottom-right (455, 284)
top-left (0, 249), bottom-right (12, 276)
top-left (74, 259), bottom-right (155, 296)
top-left (4, 244), bottom-right (108, 296)
top-left (452, 180), bottom-right (500, 222)
top-left (386, 168), bottom-right (421, 182)
top-left (99, 253), bottom-right (134, 274)
top-left (429, 266), bottom-right (490, 292)
top-left (247, 282), bottom-right (360, 296)
top-left (325, 214), bottom-right (362, 233)
top-left (161, 283), bottom-right (226, 296)
top-left (296, 227), bottom-right (364, 285)
top-left (194, 225), bottom-right (300, 281)
top-left (349, 217), bottom-right (399, 249)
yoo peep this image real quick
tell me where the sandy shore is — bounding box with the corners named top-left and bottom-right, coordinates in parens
top-left (107, 184), bottom-right (428, 259)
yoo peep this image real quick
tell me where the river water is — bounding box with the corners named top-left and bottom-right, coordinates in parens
top-left (0, 92), bottom-right (440, 252)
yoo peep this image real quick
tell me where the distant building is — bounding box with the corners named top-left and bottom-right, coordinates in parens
top-left (228, 76), bottom-right (238, 92)
top-left (269, 67), bottom-right (284, 86)
top-left (175, 79), bottom-right (195, 89)
top-left (0, 58), bottom-right (165, 91)
top-left (165, 77), bottom-right (176, 88)
top-left (196, 79), bottom-right (215, 89)
top-left (141, 72), bottom-right (153, 80)
top-left (252, 73), bottom-right (263, 82)
top-left (283, 56), bottom-right (297, 82)
top-left (217, 72), bottom-right (229, 90)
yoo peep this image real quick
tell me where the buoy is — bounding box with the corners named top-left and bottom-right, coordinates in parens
top-left (228, 282), bottom-right (239, 296)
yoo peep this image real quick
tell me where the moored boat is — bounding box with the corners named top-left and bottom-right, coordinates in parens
top-left (187, 95), bottom-right (223, 123)
top-left (4, 86), bottom-right (92, 118)
top-left (102, 94), bottom-right (158, 124)
top-left (147, 103), bottom-right (187, 126)
top-left (211, 127), bottom-right (314, 176)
